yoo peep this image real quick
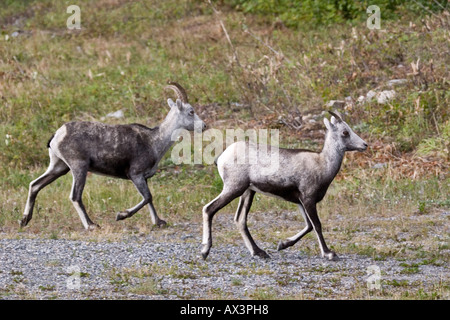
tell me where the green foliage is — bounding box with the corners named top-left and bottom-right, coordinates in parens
top-left (416, 121), bottom-right (450, 159)
top-left (224, 0), bottom-right (448, 28)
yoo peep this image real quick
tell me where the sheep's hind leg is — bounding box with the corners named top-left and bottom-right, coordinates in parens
top-left (147, 202), bottom-right (167, 227)
top-left (201, 187), bottom-right (246, 260)
top-left (70, 165), bottom-right (99, 230)
top-left (277, 203), bottom-right (312, 251)
top-left (20, 150), bottom-right (70, 227)
top-left (234, 189), bottom-right (269, 259)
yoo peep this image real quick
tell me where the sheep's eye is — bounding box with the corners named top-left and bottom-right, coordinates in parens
top-left (189, 109), bottom-right (194, 116)
top-left (342, 130), bottom-right (349, 137)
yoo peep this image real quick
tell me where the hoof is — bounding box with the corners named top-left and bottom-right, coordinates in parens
top-left (18, 218), bottom-right (29, 228)
top-left (201, 245), bottom-right (211, 260)
top-left (277, 241), bottom-right (288, 251)
top-left (116, 211), bottom-right (128, 221)
top-left (324, 251), bottom-right (339, 261)
top-left (253, 249), bottom-right (270, 259)
top-left (87, 223), bottom-right (101, 231)
top-left (156, 219), bottom-right (167, 228)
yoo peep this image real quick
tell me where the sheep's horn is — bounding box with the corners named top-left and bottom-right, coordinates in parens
top-left (165, 81), bottom-right (188, 103)
top-left (328, 110), bottom-right (343, 122)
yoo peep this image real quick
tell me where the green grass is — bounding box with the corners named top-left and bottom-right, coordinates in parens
top-left (1, 0), bottom-right (449, 171)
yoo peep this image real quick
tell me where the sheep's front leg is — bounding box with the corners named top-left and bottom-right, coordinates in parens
top-left (303, 201), bottom-right (337, 261)
top-left (115, 175), bottom-right (166, 227)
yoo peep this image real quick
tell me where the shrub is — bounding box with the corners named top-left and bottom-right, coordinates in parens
top-left (224, 0), bottom-right (448, 28)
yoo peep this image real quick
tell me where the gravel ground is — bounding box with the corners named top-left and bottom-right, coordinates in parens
top-left (0, 215), bottom-right (448, 300)
top-left (0, 213), bottom-right (450, 299)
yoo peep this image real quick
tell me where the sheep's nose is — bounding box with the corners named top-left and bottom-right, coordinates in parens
top-left (202, 122), bottom-right (207, 131)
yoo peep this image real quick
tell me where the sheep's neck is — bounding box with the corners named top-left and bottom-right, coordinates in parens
top-left (320, 132), bottom-right (345, 182)
top-left (152, 110), bottom-right (180, 162)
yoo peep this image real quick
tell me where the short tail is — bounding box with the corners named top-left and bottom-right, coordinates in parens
top-left (47, 134), bottom-right (55, 148)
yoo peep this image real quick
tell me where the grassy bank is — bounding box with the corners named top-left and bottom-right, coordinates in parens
top-left (0, 0), bottom-right (448, 299)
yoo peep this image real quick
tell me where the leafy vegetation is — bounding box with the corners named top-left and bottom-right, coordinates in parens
top-left (224, 0), bottom-right (448, 27)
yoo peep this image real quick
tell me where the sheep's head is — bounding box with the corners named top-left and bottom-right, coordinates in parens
top-left (323, 111), bottom-right (368, 152)
top-left (165, 81), bottom-right (206, 132)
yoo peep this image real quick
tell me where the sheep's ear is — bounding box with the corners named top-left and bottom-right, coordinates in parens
top-left (330, 116), bottom-right (338, 125)
top-left (324, 117), bottom-right (334, 131)
top-left (167, 98), bottom-right (176, 109)
top-left (176, 98), bottom-right (183, 111)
